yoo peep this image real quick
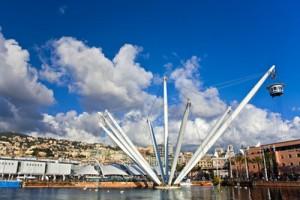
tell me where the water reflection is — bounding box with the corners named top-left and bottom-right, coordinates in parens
top-left (0, 186), bottom-right (300, 199)
top-left (229, 186), bottom-right (300, 200)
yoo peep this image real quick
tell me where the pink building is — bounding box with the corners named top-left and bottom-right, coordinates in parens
top-left (232, 139), bottom-right (300, 180)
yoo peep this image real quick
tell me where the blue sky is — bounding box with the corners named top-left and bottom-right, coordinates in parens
top-left (0, 1), bottom-right (299, 146)
top-left (1, 0), bottom-right (299, 118)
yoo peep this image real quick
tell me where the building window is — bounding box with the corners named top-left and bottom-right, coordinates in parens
top-left (289, 154), bottom-right (292, 158)
top-left (281, 155), bottom-right (284, 159)
top-left (297, 154), bottom-right (300, 158)
top-left (291, 162), bottom-right (294, 166)
top-left (283, 163), bottom-right (286, 167)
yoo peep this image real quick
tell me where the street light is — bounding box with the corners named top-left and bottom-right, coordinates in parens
top-left (240, 148), bottom-right (249, 180)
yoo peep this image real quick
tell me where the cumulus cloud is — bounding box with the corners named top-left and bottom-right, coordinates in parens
top-left (221, 105), bottom-right (300, 148)
top-left (41, 37), bottom-right (158, 112)
top-left (31, 111), bottom-right (105, 143)
top-left (0, 33), bottom-right (54, 106)
top-left (39, 63), bottom-right (65, 85)
top-left (170, 56), bottom-right (226, 118)
top-left (0, 32), bottom-right (54, 132)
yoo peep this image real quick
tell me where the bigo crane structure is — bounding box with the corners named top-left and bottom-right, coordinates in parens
top-left (98, 65), bottom-right (280, 187)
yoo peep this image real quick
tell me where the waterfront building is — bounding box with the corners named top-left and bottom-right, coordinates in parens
top-left (126, 164), bottom-right (146, 177)
top-left (146, 155), bottom-right (157, 167)
top-left (45, 162), bottom-right (72, 180)
top-left (225, 145), bottom-right (235, 158)
top-left (73, 164), bottom-right (99, 178)
top-left (18, 161), bottom-right (46, 177)
top-left (212, 157), bottom-right (228, 177)
top-left (197, 155), bottom-right (213, 170)
top-left (0, 159), bottom-right (18, 177)
top-left (232, 139), bottom-right (300, 180)
top-left (214, 147), bottom-right (225, 157)
top-left (157, 144), bottom-right (174, 158)
top-left (100, 164), bottom-right (128, 177)
top-left (178, 152), bottom-right (193, 166)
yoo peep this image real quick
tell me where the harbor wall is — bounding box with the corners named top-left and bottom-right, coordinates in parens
top-left (22, 181), bottom-right (154, 188)
top-left (254, 180), bottom-right (300, 187)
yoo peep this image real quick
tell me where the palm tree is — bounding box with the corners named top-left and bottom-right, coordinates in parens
top-left (235, 155), bottom-right (244, 179)
top-left (252, 156), bottom-right (262, 178)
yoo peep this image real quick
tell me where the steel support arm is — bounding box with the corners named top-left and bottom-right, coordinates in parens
top-left (147, 119), bottom-right (165, 183)
top-left (174, 65), bottom-right (275, 184)
top-left (168, 100), bottom-right (191, 185)
top-left (99, 113), bottom-right (161, 185)
top-left (98, 121), bottom-right (138, 165)
top-left (104, 111), bottom-right (161, 185)
top-left (173, 106), bottom-right (231, 184)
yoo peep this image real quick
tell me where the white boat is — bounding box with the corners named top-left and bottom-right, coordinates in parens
top-left (180, 179), bottom-right (192, 187)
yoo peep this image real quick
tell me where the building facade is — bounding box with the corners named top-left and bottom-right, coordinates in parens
top-left (232, 139), bottom-right (300, 180)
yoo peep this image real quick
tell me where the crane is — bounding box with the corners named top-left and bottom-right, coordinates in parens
top-left (173, 65), bottom-right (276, 185)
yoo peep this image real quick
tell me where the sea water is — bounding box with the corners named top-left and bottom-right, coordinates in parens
top-left (0, 186), bottom-right (299, 200)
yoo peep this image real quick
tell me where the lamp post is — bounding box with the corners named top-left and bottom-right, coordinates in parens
top-left (261, 147), bottom-right (269, 181)
top-left (240, 149), bottom-right (249, 180)
top-left (229, 157), bottom-right (233, 179)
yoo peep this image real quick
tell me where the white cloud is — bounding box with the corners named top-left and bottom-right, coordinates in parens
top-left (170, 56), bottom-right (226, 118)
top-left (39, 63), bottom-right (65, 85)
top-left (34, 111), bottom-right (105, 143)
top-left (0, 31), bottom-right (55, 132)
top-left (0, 33), bottom-right (54, 106)
top-left (42, 37), bottom-right (157, 112)
top-left (220, 104), bottom-right (300, 148)
top-left (58, 6), bottom-right (67, 15)
top-left (292, 106), bottom-right (300, 112)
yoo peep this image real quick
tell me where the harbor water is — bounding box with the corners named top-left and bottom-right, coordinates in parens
top-left (0, 186), bottom-right (299, 200)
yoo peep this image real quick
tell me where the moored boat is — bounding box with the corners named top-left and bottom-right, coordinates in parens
top-left (0, 180), bottom-right (22, 188)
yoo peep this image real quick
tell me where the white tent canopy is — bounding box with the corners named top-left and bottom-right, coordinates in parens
top-left (100, 164), bottom-right (128, 176)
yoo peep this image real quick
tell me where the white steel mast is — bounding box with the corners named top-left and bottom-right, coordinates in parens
top-left (163, 76), bottom-right (169, 182)
top-left (147, 119), bottom-right (165, 183)
top-left (168, 100), bottom-right (191, 185)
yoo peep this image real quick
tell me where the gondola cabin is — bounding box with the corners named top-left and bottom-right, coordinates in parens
top-left (267, 83), bottom-right (284, 97)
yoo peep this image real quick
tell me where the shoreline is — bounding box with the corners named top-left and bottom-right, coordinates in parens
top-left (5, 180), bottom-right (300, 189)
top-left (22, 181), bottom-right (154, 189)
top-left (253, 180), bottom-right (300, 188)
top-left (21, 180), bottom-right (213, 189)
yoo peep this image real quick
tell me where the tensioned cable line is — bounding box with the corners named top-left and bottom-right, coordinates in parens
top-left (146, 86), bottom-right (162, 119)
top-left (99, 73), bottom-right (262, 115)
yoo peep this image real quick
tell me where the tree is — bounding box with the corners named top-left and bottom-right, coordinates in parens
top-left (235, 155), bottom-right (244, 179)
top-left (252, 156), bottom-right (262, 178)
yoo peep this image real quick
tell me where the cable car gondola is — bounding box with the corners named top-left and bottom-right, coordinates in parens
top-left (267, 83), bottom-right (284, 97)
